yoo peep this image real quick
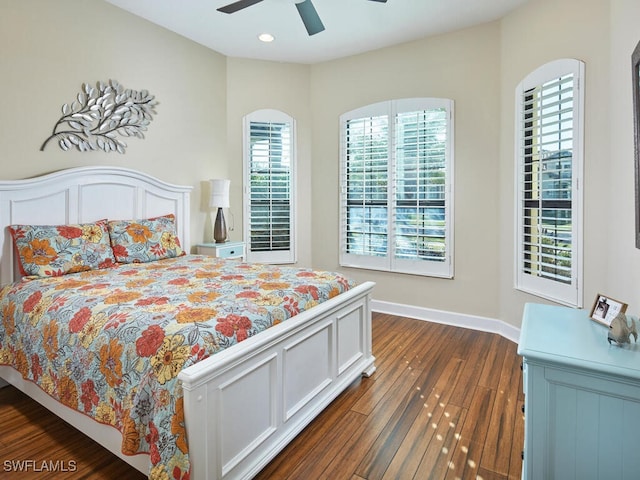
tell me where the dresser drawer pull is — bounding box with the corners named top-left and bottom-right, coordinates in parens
top-left (229, 250), bottom-right (235, 255)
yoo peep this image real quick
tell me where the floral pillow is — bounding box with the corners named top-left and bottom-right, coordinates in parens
top-left (107, 214), bottom-right (184, 263)
top-left (9, 219), bottom-right (117, 277)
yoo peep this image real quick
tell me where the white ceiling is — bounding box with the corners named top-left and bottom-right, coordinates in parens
top-left (104, 0), bottom-right (528, 64)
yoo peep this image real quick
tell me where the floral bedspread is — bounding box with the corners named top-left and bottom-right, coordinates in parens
top-left (0, 255), bottom-right (355, 479)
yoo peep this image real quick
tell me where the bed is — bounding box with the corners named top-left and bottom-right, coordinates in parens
top-left (0, 166), bottom-right (376, 479)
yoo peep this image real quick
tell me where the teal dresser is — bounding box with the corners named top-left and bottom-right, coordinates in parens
top-left (518, 303), bottom-right (640, 480)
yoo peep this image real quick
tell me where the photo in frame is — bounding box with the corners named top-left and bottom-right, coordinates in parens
top-left (590, 294), bottom-right (628, 326)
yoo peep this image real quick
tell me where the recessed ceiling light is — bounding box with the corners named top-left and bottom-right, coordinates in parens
top-left (258, 33), bottom-right (275, 43)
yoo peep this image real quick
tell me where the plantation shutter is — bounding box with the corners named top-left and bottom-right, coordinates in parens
top-left (394, 108), bottom-right (449, 263)
top-left (243, 110), bottom-right (295, 264)
top-left (516, 59), bottom-right (584, 307)
top-left (343, 113), bottom-right (389, 260)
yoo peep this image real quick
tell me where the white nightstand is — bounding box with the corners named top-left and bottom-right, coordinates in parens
top-left (196, 241), bottom-right (245, 260)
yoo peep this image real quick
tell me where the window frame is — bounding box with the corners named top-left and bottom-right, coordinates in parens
top-left (514, 58), bottom-right (585, 307)
top-left (339, 98), bottom-right (454, 278)
top-left (242, 109), bottom-right (296, 264)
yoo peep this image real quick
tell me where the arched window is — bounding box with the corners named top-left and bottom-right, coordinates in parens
top-left (243, 109), bottom-right (296, 264)
top-left (515, 59), bottom-right (584, 307)
top-left (340, 98), bottom-right (454, 278)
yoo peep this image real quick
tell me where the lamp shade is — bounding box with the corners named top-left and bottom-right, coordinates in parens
top-left (209, 179), bottom-right (230, 208)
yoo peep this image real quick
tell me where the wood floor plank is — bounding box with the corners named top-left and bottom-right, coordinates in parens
top-left (396, 321), bottom-right (450, 372)
top-left (477, 334), bottom-right (509, 390)
top-left (380, 377), bottom-right (467, 480)
top-left (318, 358), bottom-right (430, 479)
top-left (481, 339), bottom-right (522, 476)
top-left (443, 385), bottom-right (496, 480)
top-left (508, 399), bottom-right (525, 480)
top-left (476, 466), bottom-right (509, 480)
top-left (369, 315), bottom-right (439, 376)
top-left (444, 437), bottom-right (486, 480)
top-left (412, 403), bottom-right (465, 480)
top-left (284, 410), bottom-right (367, 480)
top-left (449, 330), bottom-right (495, 408)
top-left (354, 357), bottom-right (464, 479)
top-left (351, 319), bottom-right (447, 416)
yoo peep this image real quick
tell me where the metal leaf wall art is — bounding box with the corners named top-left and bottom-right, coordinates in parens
top-left (41, 80), bottom-right (158, 154)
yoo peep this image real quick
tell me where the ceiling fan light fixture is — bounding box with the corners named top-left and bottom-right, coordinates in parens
top-left (295, 0), bottom-right (325, 36)
top-left (217, 0), bottom-right (386, 38)
top-left (258, 33), bottom-right (275, 42)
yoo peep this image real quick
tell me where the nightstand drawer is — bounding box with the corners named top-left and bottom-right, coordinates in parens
top-left (196, 242), bottom-right (245, 260)
top-left (215, 243), bottom-right (244, 259)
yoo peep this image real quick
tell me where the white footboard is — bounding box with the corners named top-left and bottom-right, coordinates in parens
top-left (178, 281), bottom-right (376, 480)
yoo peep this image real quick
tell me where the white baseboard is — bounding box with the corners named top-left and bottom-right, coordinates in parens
top-left (371, 300), bottom-right (520, 344)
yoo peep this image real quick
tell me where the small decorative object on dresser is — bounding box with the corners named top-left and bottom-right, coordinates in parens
top-left (196, 241), bottom-right (245, 260)
top-left (608, 311), bottom-right (638, 346)
top-left (589, 293), bottom-right (627, 326)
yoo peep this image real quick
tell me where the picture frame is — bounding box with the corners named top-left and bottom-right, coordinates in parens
top-left (590, 294), bottom-right (628, 326)
top-left (632, 39), bottom-right (640, 248)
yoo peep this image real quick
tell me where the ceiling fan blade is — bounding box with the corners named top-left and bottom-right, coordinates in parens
top-left (217, 0), bottom-right (264, 14)
top-left (368, 0), bottom-right (388, 2)
top-left (295, 0), bottom-right (325, 36)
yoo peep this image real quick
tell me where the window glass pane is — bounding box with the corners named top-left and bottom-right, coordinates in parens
top-left (346, 206), bottom-right (388, 257)
top-left (249, 121), bottom-right (291, 252)
top-left (394, 109), bottom-right (448, 262)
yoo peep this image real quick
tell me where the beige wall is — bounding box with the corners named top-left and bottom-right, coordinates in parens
top-left (224, 58), bottom-right (312, 265)
top-left (310, 23), bottom-right (503, 319)
top-left (0, 0), bottom-right (228, 248)
top-left (3, 0), bottom-right (640, 328)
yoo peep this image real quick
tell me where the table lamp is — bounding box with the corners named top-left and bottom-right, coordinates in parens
top-left (209, 179), bottom-right (230, 243)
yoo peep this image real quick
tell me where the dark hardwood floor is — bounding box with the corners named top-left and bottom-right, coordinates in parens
top-left (0, 313), bottom-right (524, 479)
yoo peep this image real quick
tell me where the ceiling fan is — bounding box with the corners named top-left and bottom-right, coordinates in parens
top-left (217, 0), bottom-right (388, 36)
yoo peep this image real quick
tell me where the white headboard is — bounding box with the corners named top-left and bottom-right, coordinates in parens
top-left (0, 166), bottom-right (193, 286)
